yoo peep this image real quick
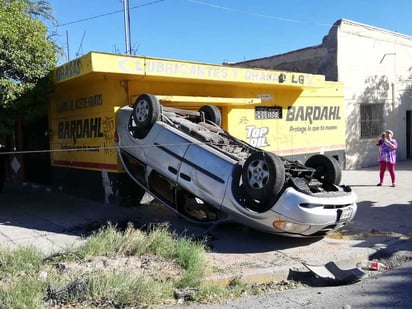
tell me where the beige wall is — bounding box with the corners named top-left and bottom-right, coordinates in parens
top-left (337, 20), bottom-right (412, 168)
top-left (233, 19), bottom-right (412, 169)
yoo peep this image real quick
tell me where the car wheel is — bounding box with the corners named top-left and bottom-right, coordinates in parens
top-left (305, 154), bottom-right (342, 185)
top-left (242, 152), bottom-right (285, 202)
top-left (199, 105), bottom-right (222, 126)
top-left (133, 93), bottom-right (160, 130)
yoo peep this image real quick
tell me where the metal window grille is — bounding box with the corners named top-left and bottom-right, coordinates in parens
top-left (360, 103), bottom-right (384, 138)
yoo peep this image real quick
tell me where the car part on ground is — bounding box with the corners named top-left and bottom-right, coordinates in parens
top-left (287, 262), bottom-right (365, 286)
top-left (115, 93), bottom-right (357, 237)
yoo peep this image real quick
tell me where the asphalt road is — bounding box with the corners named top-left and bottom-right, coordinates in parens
top-left (165, 259), bottom-right (412, 309)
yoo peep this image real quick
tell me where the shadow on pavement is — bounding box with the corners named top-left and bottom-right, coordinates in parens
top-left (0, 185), bottom-right (143, 236)
top-left (0, 185), bottom-right (320, 255)
top-left (343, 200), bottom-right (412, 237)
top-left (203, 222), bottom-right (321, 254)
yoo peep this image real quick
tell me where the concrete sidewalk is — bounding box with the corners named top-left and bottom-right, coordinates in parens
top-left (0, 184), bottom-right (144, 254)
top-left (0, 160), bottom-right (411, 284)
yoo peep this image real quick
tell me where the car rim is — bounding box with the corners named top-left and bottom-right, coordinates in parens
top-left (246, 159), bottom-right (270, 189)
top-left (136, 100), bottom-right (149, 122)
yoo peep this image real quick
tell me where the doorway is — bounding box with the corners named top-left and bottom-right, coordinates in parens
top-left (407, 111), bottom-right (412, 158)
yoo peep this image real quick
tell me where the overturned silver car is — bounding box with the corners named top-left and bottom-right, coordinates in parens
top-left (115, 93), bottom-right (357, 237)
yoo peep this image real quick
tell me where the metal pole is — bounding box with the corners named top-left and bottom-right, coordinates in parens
top-left (66, 30), bottom-right (70, 61)
top-left (122, 0), bottom-right (131, 54)
top-left (127, 0), bottom-right (132, 54)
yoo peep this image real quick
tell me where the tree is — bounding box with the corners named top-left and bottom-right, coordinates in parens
top-left (0, 0), bottom-right (60, 137)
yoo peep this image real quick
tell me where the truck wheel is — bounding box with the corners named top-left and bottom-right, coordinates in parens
top-left (305, 154), bottom-right (342, 185)
top-left (199, 105), bottom-right (222, 126)
top-left (242, 152), bottom-right (285, 202)
top-left (133, 93), bottom-right (160, 130)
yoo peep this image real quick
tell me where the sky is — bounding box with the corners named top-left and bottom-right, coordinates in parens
top-left (47, 0), bottom-right (412, 65)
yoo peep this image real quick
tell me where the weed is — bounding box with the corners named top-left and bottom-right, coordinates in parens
top-left (0, 224), bottom-right (214, 307)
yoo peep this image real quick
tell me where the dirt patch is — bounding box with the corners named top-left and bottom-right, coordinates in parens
top-left (205, 250), bottom-right (297, 276)
top-left (42, 255), bottom-right (182, 281)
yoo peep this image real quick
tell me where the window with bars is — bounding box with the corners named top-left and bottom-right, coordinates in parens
top-left (360, 103), bottom-right (384, 138)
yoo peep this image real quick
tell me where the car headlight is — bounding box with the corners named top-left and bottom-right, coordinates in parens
top-left (273, 221), bottom-right (311, 234)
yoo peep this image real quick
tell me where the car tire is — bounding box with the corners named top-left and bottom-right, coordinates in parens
top-left (199, 105), bottom-right (222, 126)
top-left (305, 154), bottom-right (342, 185)
top-left (133, 93), bottom-right (160, 130)
top-left (242, 152), bottom-right (285, 202)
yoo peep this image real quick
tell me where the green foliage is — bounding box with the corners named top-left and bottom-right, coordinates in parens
top-left (0, 246), bottom-right (43, 279)
top-left (74, 223), bottom-right (158, 258)
top-left (87, 271), bottom-right (174, 306)
top-left (0, 0), bottom-right (59, 135)
top-left (174, 238), bottom-right (207, 288)
top-left (0, 247), bottom-right (45, 309)
top-left (0, 225), bottom-right (246, 308)
top-left (0, 274), bottom-right (45, 309)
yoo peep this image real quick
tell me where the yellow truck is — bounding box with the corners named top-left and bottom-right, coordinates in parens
top-left (49, 52), bottom-right (346, 204)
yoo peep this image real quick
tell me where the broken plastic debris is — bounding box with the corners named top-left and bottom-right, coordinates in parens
top-left (302, 261), bottom-right (365, 284)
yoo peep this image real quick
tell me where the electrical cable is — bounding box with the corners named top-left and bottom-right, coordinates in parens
top-left (57, 0), bottom-right (165, 27)
top-left (0, 141), bottom-right (224, 156)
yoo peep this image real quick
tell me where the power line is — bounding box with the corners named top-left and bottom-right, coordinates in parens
top-left (186, 0), bottom-right (332, 28)
top-left (57, 0), bottom-right (328, 29)
top-left (57, 0), bottom-right (165, 27)
top-left (187, 0), bottom-right (303, 24)
top-left (0, 141), bottom-right (222, 156)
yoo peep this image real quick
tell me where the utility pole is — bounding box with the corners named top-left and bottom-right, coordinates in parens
top-left (122, 0), bottom-right (132, 54)
top-left (66, 30), bottom-right (70, 61)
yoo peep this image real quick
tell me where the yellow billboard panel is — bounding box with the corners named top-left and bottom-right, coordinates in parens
top-left (226, 83), bottom-right (345, 158)
top-left (49, 78), bottom-right (123, 172)
top-left (50, 111), bottom-right (118, 171)
top-left (49, 52), bottom-right (345, 172)
top-left (53, 52), bottom-right (325, 89)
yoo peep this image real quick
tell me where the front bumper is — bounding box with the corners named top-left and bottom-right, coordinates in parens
top-left (226, 187), bottom-right (357, 237)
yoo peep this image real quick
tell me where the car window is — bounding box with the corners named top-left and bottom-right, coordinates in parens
top-left (148, 170), bottom-right (176, 208)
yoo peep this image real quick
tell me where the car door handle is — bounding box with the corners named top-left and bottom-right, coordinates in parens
top-left (168, 166), bottom-right (177, 174)
top-left (180, 173), bottom-right (191, 182)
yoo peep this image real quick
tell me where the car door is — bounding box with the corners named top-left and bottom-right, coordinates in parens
top-left (146, 127), bottom-right (190, 207)
top-left (148, 128), bottom-right (189, 178)
top-left (178, 142), bottom-right (234, 209)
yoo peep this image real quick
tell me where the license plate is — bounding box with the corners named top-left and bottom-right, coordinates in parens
top-left (338, 208), bottom-right (353, 222)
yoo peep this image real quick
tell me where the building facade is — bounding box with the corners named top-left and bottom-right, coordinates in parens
top-left (232, 19), bottom-right (412, 169)
top-left (48, 52), bottom-right (346, 203)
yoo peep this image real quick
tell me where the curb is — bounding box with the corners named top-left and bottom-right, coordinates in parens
top-left (203, 249), bottom-right (375, 286)
top-left (202, 235), bottom-right (412, 286)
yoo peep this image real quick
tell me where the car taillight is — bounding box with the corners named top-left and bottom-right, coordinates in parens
top-left (114, 130), bottom-right (119, 143)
